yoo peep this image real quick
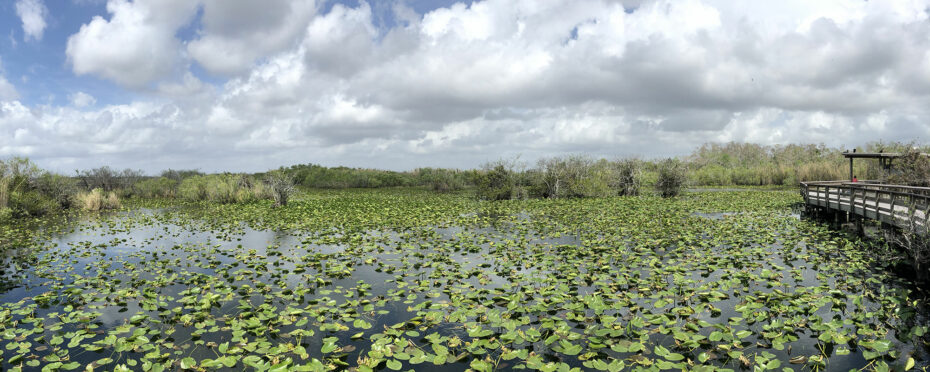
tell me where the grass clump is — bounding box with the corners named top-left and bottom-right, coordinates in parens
top-left (76, 188), bottom-right (121, 211)
top-left (534, 155), bottom-right (614, 199)
top-left (178, 174), bottom-right (271, 204)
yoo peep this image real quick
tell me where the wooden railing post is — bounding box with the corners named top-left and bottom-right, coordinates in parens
top-left (891, 193), bottom-right (898, 224)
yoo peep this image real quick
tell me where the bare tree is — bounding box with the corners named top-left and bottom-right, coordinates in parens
top-left (537, 157), bottom-right (569, 198)
top-left (76, 167), bottom-right (145, 193)
top-left (613, 158), bottom-right (642, 196)
top-left (890, 218), bottom-right (930, 283)
top-left (77, 166), bottom-right (117, 191)
top-left (117, 169), bottom-right (145, 191)
top-left (265, 170), bottom-right (296, 207)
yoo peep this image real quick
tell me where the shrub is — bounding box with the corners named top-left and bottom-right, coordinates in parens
top-left (416, 168), bottom-right (467, 192)
top-left (690, 164), bottom-right (730, 186)
top-left (613, 158), bottom-right (642, 196)
top-left (134, 177), bottom-right (179, 198)
top-left (886, 147), bottom-right (930, 187)
top-left (179, 175), bottom-right (234, 203)
top-left (535, 157), bottom-right (569, 198)
top-left (574, 159), bottom-right (614, 198)
top-left (9, 190), bottom-right (59, 216)
top-left (285, 164), bottom-right (415, 189)
top-left (534, 155), bottom-right (613, 198)
top-left (177, 175), bottom-right (210, 201)
top-left (1, 157), bottom-right (63, 217)
top-left (265, 170), bottom-right (296, 207)
top-left (475, 159), bottom-right (521, 201)
top-left (76, 188), bottom-right (121, 211)
top-left (76, 167), bottom-right (145, 195)
top-left (178, 174), bottom-right (271, 204)
top-left (161, 169), bottom-right (204, 182)
top-left (655, 158), bottom-right (687, 198)
top-left (33, 173), bottom-right (79, 209)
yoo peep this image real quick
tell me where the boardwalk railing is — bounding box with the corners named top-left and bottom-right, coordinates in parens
top-left (800, 181), bottom-right (930, 232)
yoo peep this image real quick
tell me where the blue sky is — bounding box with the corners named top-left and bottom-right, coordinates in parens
top-left (1, 0), bottom-right (929, 173)
top-left (0, 0), bottom-right (472, 108)
top-left (2, 0), bottom-right (110, 106)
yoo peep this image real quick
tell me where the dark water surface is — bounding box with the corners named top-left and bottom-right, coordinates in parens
top-left (1, 203), bottom-right (927, 371)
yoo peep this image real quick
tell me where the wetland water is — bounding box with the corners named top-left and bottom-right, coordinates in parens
top-left (0, 190), bottom-right (927, 371)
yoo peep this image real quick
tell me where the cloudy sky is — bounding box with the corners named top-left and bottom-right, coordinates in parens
top-left (1, 0), bottom-right (929, 173)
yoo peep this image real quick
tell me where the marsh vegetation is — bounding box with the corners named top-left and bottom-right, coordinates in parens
top-left (1, 188), bottom-right (928, 371)
top-left (2, 141), bottom-right (930, 371)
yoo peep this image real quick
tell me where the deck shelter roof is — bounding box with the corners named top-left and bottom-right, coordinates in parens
top-left (841, 151), bottom-right (930, 180)
top-left (841, 151), bottom-right (920, 159)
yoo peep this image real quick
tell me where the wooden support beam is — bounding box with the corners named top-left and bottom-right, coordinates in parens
top-left (849, 158), bottom-right (854, 181)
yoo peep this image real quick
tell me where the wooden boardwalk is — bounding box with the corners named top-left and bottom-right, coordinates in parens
top-left (801, 181), bottom-right (930, 231)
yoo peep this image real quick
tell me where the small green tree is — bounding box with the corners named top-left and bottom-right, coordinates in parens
top-left (475, 158), bottom-right (523, 201)
top-left (655, 158), bottom-right (687, 198)
top-left (475, 164), bottom-right (514, 200)
top-left (1, 157), bottom-right (59, 217)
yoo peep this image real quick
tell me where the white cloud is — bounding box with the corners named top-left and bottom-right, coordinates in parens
top-left (15, 0), bottom-right (48, 41)
top-left (303, 2), bottom-right (379, 77)
top-left (11, 0), bottom-right (930, 172)
top-left (0, 59), bottom-right (19, 101)
top-left (188, 0), bottom-right (317, 76)
top-left (66, 0), bottom-right (200, 87)
top-left (69, 91), bottom-right (97, 107)
top-left (0, 78), bottom-right (18, 102)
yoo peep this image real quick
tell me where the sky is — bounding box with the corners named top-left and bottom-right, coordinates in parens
top-left (1, 0), bottom-right (930, 174)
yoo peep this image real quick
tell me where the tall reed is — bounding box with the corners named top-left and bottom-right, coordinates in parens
top-left (77, 188), bottom-right (121, 211)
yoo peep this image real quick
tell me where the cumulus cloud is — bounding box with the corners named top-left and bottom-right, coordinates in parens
top-left (0, 78), bottom-right (18, 102)
top-left (69, 91), bottom-right (96, 107)
top-left (187, 0), bottom-right (317, 76)
top-left (10, 0), bottom-right (930, 172)
top-left (66, 0), bottom-right (200, 87)
top-left (15, 0), bottom-right (48, 41)
top-left (0, 59), bottom-right (19, 101)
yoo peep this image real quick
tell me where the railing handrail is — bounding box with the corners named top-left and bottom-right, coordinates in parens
top-left (801, 181), bottom-right (930, 234)
top-left (800, 180), bottom-right (882, 186)
top-left (801, 181), bottom-right (930, 201)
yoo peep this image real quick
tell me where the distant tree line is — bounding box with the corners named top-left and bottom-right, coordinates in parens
top-left (469, 156), bottom-right (685, 201)
top-left (279, 164), bottom-right (471, 191)
top-left (466, 141), bottom-right (930, 200)
top-left (0, 162), bottom-right (300, 221)
top-left (3, 141), bottom-right (928, 221)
